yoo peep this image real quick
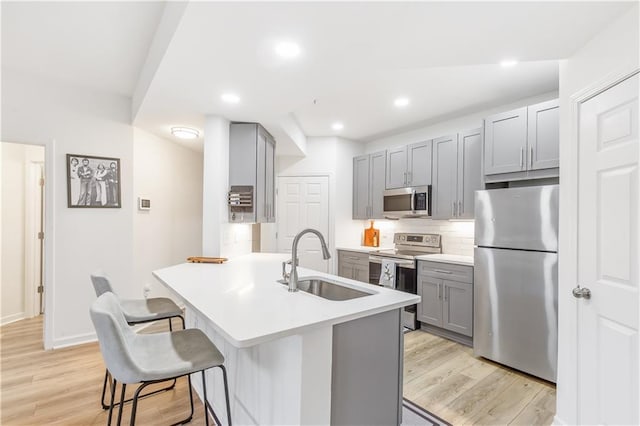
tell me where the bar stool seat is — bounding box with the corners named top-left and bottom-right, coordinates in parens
top-left (91, 292), bottom-right (232, 426)
top-left (125, 328), bottom-right (224, 383)
top-left (120, 298), bottom-right (183, 324)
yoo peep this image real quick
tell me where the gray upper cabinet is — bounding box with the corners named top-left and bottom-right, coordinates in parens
top-left (229, 123), bottom-right (276, 223)
top-left (353, 151), bottom-right (386, 220)
top-left (433, 129), bottom-right (482, 220)
top-left (528, 99), bottom-right (560, 171)
top-left (484, 107), bottom-right (528, 175)
top-left (432, 134), bottom-right (458, 219)
top-left (457, 128), bottom-right (483, 219)
top-left (407, 141), bottom-right (432, 186)
top-left (385, 146), bottom-right (407, 189)
top-left (484, 99), bottom-right (559, 178)
top-left (386, 141), bottom-right (432, 189)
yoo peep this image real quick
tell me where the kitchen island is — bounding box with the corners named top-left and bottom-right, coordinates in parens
top-left (153, 253), bottom-right (419, 426)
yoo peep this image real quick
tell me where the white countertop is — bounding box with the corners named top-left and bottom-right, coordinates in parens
top-left (415, 253), bottom-right (475, 266)
top-left (336, 246), bottom-right (391, 254)
top-left (153, 253), bottom-right (419, 348)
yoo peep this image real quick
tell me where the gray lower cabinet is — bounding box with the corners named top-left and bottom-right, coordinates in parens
top-left (432, 128), bottom-right (482, 220)
top-left (353, 151), bottom-right (386, 219)
top-left (417, 261), bottom-right (473, 342)
top-left (385, 141), bottom-right (432, 189)
top-left (484, 99), bottom-right (559, 179)
top-left (337, 250), bottom-right (370, 283)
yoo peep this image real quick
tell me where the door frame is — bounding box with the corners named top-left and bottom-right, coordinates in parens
top-left (276, 173), bottom-right (334, 271)
top-left (557, 67), bottom-right (639, 425)
top-left (2, 138), bottom-right (56, 349)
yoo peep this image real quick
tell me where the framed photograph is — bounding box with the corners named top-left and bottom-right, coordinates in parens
top-left (67, 154), bottom-right (121, 208)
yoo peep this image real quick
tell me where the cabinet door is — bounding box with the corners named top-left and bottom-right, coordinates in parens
top-left (527, 99), bottom-right (559, 171)
top-left (353, 264), bottom-right (369, 284)
top-left (338, 262), bottom-right (355, 280)
top-left (256, 130), bottom-right (268, 222)
top-left (352, 155), bottom-right (371, 219)
top-left (369, 151), bottom-right (386, 219)
top-left (432, 134), bottom-right (458, 219)
top-left (407, 141), bottom-right (432, 186)
top-left (484, 107), bottom-right (527, 175)
top-left (386, 146), bottom-right (407, 189)
top-left (442, 280), bottom-right (473, 337)
top-left (265, 137), bottom-right (276, 222)
top-left (417, 275), bottom-right (443, 327)
top-left (457, 128), bottom-right (483, 219)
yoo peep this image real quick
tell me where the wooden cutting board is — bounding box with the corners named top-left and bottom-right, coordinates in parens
top-left (186, 256), bottom-right (228, 264)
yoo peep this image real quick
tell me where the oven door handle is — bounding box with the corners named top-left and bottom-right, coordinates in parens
top-left (369, 257), bottom-right (415, 269)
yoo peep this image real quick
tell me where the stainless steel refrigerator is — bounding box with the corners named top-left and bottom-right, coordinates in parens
top-left (474, 185), bottom-right (558, 382)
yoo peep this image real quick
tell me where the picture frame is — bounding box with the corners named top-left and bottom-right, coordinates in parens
top-left (66, 154), bottom-right (121, 208)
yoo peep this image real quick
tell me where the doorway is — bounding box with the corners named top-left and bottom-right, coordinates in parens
top-left (276, 175), bottom-right (330, 272)
top-left (1, 142), bottom-right (46, 327)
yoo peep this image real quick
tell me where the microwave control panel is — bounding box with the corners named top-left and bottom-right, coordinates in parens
top-left (414, 192), bottom-right (427, 210)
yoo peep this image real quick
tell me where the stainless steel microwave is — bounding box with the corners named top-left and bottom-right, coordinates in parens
top-left (383, 186), bottom-right (431, 218)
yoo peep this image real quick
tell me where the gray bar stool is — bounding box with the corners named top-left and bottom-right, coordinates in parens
top-left (91, 274), bottom-right (185, 410)
top-left (90, 292), bottom-right (232, 426)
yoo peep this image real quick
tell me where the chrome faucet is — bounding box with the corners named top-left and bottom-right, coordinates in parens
top-left (286, 228), bottom-right (331, 292)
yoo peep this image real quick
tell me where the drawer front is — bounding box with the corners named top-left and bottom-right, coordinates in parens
top-left (418, 261), bottom-right (473, 283)
top-left (338, 250), bottom-right (370, 268)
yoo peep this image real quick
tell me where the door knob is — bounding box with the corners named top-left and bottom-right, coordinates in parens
top-left (572, 286), bottom-right (591, 299)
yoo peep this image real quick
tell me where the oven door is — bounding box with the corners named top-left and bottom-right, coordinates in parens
top-left (368, 257), bottom-right (418, 330)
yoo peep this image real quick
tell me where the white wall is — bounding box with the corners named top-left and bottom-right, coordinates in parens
top-left (132, 128), bottom-right (203, 299)
top-left (1, 142), bottom-right (45, 324)
top-left (1, 69), bottom-right (135, 347)
top-left (1, 70), bottom-right (207, 348)
top-left (556, 5), bottom-right (639, 425)
top-left (365, 91), bottom-right (559, 153)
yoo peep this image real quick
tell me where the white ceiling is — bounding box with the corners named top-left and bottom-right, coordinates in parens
top-left (2, 1), bottom-right (634, 151)
top-left (2, 1), bottom-right (165, 97)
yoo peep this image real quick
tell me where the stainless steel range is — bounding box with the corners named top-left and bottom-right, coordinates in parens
top-left (369, 233), bottom-right (442, 330)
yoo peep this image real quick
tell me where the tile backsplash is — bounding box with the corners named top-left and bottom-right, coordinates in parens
top-left (365, 219), bottom-right (475, 257)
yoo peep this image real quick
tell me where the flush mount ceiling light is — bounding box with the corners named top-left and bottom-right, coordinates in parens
top-left (221, 93), bottom-right (241, 104)
top-left (171, 127), bottom-right (199, 140)
top-left (394, 97), bottom-right (410, 108)
top-left (275, 41), bottom-right (301, 58)
top-left (500, 59), bottom-right (518, 67)
top-left (332, 122), bottom-right (344, 131)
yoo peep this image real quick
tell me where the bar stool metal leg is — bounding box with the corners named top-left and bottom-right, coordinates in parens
top-left (117, 383), bottom-right (127, 426)
top-left (220, 365), bottom-right (232, 426)
top-left (107, 376), bottom-right (118, 426)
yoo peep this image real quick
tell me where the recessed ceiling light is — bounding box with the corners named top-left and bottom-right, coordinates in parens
top-left (275, 41), bottom-right (301, 58)
top-left (221, 93), bottom-right (240, 104)
top-left (394, 97), bottom-right (410, 108)
top-left (332, 122), bottom-right (344, 131)
top-left (500, 59), bottom-right (518, 67)
top-left (171, 127), bottom-right (199, 140)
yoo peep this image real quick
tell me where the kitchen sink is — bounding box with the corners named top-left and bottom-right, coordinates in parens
top-left (279, 276), bottom-right (374, 301)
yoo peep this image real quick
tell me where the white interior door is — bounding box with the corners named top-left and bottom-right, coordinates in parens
top-left (577, 73), bottom-right (639, 425)
top-left (276, 176), bottom-right (330, 273)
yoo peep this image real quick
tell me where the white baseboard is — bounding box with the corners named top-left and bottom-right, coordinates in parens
top-left (1, 312), bottom-right (26, 326)
top-left (51, 331), bottom-right (97, 349)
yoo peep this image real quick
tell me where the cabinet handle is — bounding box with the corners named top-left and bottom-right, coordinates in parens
top-left (444, 287), bottom-right (448, 301)
top-left (433, 269), bottom-right (453, 274)
top-left (458, 200), bottom-right (463, 216)
top-left (438, 284), bottom-right (442, 300)
top-left (520, 147), bottom-right (524, 169)
top-left (530, 146), bottom-right (534, 167)
top-left (403, 172), bottom-right (407, 185)
top-left (407, 171), bottom-right (412, 185)
top-left (452, 202), bottom-right (455, 217)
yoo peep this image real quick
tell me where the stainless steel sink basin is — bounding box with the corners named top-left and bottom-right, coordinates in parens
top-left (279, 276), bottom-right (373, 301)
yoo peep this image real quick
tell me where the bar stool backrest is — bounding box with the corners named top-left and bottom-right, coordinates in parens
top-left (91, 274), bottom-right (114, 297)
top-left (90, 292), bottom-right (142, 384)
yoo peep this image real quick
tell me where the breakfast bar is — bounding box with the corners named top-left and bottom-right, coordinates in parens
top-left (153, 253), bottom-right (419, 425)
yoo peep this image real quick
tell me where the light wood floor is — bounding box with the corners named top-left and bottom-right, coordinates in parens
top-left (1, 317), bottom-right (555, 425)
top-left (1, 316), bottom-right (207, 425)
top-left (403, 330), bottom-right (556, 425)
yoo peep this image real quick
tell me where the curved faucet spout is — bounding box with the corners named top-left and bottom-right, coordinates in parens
top-left (289, 229), bottom-right (331, 292)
